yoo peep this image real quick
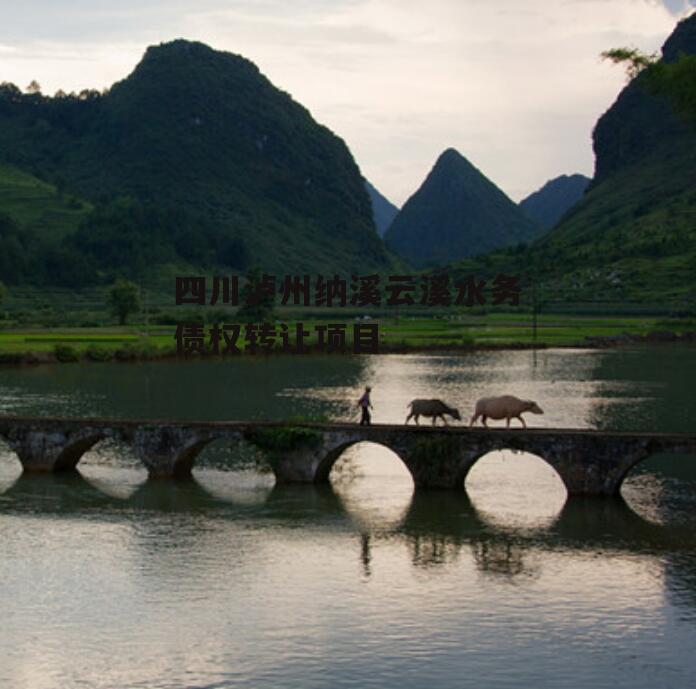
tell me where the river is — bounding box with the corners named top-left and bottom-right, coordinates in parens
top-left (0, 346), bottom-right (695, 689)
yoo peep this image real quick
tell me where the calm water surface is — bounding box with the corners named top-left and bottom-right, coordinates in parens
top-left (0, 347), bottom-right (695, 689)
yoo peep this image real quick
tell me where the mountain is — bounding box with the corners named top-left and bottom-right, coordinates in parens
top-left (383, 148), bottom-right (543, 267)
top-left (534, 12), bottom-right (696, 301)
top-left (519, 174), bottom-right (590, 230)
top-left (447, 13), bottom-right (696, 306)
top-left (364, 180), bottom-right (399, 236)
top-left (0, 39), bottom-right (396, 285)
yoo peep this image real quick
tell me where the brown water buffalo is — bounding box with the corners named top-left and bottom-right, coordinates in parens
top-left (469, 395), bottom-right (544, 428)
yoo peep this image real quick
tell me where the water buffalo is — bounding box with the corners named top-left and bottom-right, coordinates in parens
top-left (469, 395), bottom-right (544, 428)
top-left (406, 399), bottom-right (461, 426)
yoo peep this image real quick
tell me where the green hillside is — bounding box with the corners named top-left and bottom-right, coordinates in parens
top-left (0, 163), bottom-right (91, 240)
top-left (447, 14), bottom-right (696, 308)
top-left (0, 40), bottom-right (396, 285)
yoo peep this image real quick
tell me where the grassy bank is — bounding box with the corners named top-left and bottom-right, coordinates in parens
top-left (0, 313), bottom-right (694, 365)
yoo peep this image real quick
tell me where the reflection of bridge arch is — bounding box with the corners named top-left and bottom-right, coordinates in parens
top-left (127, 475), bottom-right (220, 511)
top-left (0, 471), bottom-right (122, 511)
top-left (5, 471), bottom-right (694, 590)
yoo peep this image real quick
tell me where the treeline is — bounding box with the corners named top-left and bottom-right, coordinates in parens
top-left (0, 199), bottom-right (250, 288)
top-left (0, 81), bottom-right (102, 179)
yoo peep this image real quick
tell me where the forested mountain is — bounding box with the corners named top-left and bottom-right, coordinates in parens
top-left (447, 13), bottom-right (696, 305)
top-left (383, 148), bottom-right (543, 267)
top-left (0, 39), bottom-right (396, 286)
top-left (519, 174), bottom-right (590, 230)
top-left (364, 180), bottom-right (399, 236)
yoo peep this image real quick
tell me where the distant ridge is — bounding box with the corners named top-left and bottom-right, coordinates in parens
top-left (364, 179), bottom-right (399, 236)
top-left (519, 174), bottom-right (590, 230)
top-left (384, 148), bottom-right (543, 267)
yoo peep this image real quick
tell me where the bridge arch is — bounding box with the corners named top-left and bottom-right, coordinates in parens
top-left (52, 432), bottom-right (110, 471)
top-left (617, 446), bottom-right (696, 496)
top-left (78, 434), bottom-right (145, 474)
top-left (454, 445), bottom-right (567, 492)
top-left (314, 439), bottom-right (416, 485)
top-left (160, 433), bottom-right (271, 478)
top-left (194, 434), bottom-right (276, 478)
top-left (131, 428), bottom-right (246, 478)
top-left (169, 437), bottom-right (217, 477)
top-left (0, 428), bottom-right (111, 473)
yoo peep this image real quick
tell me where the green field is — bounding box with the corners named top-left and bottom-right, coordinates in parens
top-left (0, 312), bottom-right (692, 363)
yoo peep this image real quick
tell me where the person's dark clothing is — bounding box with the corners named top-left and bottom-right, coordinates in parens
top-left (358, 390), bottom-right (372, 426)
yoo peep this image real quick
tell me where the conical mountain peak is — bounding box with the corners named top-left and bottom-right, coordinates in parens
top-left (384, 149), bottom-right (542, 267)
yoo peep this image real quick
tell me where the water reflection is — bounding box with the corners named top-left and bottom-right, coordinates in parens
top-left (1, 468), bottom-right (690, 571)
top-left (622, 452), bottom-right (696, 526)
top-left (3, 465), bottom-right (696, 689)
top-left (472, 540), bottom-right (539, 580)
top-left (2, 349), bottom-right (696, 688)
top-left (0, 471), bottom-right (124, 513)
top-left (330, 442), bottom-right (413, 531)
top-left (465, 450), bottom-right (567, 531)
top-left (1, 347), bottom-right (693, 433)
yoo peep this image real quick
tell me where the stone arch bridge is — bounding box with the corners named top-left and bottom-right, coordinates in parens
top-left (0, 416), bottom-right (694, 497)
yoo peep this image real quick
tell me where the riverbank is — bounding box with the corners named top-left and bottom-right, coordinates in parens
top-left (0, 314), bottom-right (695, 366)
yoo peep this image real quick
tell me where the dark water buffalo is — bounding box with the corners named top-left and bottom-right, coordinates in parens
top-left (406, 399), bottom-right (461, 426)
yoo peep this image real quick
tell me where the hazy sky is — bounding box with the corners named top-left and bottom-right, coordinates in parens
top-left (1, 1), bottom-right (694, 205)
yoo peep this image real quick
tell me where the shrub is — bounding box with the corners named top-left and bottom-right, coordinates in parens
top-left (85, 344), bottom-right (113, 362)
top-left (54, 344), bottom-right (80, 362)
top-left (245, 425), bottom-right (323, 453)
top-left (114, 342), bottom-right (161, 361)
top-left (114, 344), bottom-right (138, 361)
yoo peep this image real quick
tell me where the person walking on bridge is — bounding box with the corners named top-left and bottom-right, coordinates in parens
top-left (358, 386), bottom-right (373, 426)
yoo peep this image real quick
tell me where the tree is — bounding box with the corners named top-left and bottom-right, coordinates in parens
top-left (0, 280), bottom-right (5, 306)
top-left (601, 48), bottom-right (658, 79)
top-left (108, 280), bottom-right (141, 325)
top-left (25, 80), bottom-right (41, 95)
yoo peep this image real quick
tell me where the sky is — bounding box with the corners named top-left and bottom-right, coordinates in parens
top-left (0, 0), bottom-right (694, 205)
